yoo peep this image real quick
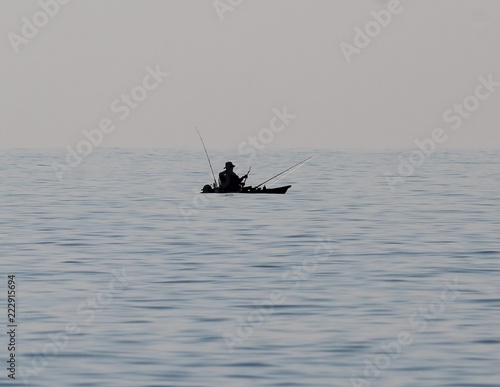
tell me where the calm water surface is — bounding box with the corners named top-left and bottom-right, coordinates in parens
top-left (1, 149), bottom-right (499, 387)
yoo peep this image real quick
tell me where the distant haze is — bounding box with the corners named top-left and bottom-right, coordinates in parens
top-left (1, 0), bottom-right (499, 150)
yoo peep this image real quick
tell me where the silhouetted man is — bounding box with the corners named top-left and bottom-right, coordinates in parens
top-left (219, 162), bottom-right (247, 193)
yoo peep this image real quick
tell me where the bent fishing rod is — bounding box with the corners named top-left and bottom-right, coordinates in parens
top-left (195, 126), bottom-right (218, 189)
top-left (254, 155), bottom-right (316, 189)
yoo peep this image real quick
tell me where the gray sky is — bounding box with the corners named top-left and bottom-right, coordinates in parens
top-left (1, 0), bottom-right (499, 149)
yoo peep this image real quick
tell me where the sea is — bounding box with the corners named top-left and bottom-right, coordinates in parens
top-left (1, 149), bottom-right (499, 387)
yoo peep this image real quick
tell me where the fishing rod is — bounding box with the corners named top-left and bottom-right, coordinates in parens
top-left (195, 126), bottom-right (217, 189)
top-left (254, 155), bottom-right (316, 189)
top-left (241, 165), bottom-right (251, 187)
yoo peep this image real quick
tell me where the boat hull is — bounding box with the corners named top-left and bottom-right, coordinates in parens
top-left (241, 185), bottom-right (291, 194)
top-left (201, 185), bottom-right (291, 194)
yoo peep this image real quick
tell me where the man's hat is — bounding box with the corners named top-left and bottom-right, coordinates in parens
top-left (224, 161), bottom-right (235, 169)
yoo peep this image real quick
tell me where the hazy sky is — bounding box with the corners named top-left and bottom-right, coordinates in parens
top-left (1, 0), bottom-right (499, 149)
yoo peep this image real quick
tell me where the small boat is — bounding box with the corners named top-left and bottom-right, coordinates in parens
top-left (195, 127), bottom-right (313, 197)
top-left (202, 185), bottom-right (291, 194)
